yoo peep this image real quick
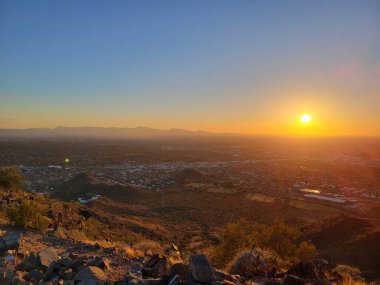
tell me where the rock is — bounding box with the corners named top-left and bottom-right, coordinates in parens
top-left (59, 258), bottom-right (74, 268)
top-left (0, 233), bottom-right (22, 254)
top-left (283, 275), bottom-right (306, 285)
top-left (263, 281), bottom-right (281, 285)
top-left (73, 266), bottom-right (108, 285)
top-left (142, 255), bottom-right (168, 278)
top-left (38, 247), bottom-right (58, 270)
top-left (97, 258), bottom-right (111, 270)
top-left (144, 255), bottom-right (161, 268)
top-left (88, 257), bottom-right (111, 271)
top-left (138, 279), bottom-right (165, 285)
top-left (44, 261), bottom-right (62, 281)
top-left (11, 276), bottom-right (28, 285)
top-left (169, 275), bottom-right (181, 285)
top-left (0, 257), bottom-right (6, 267)
top-left (130, 264), bottom-right (142, 274)
top-left (310, 281), bottom-right (332, 285)
top-left (0, 268), bottom-right (14, 285)
top-left (71, 260), bottom-right (85, 272)
top-left (124, 272), bottom-right (142, 284)
top-left (5, 255), bottom-right (15, 264)
top-left (113, 282), bottom-right (128, 285)
top-left (189, 254), bottom-right (215, 283)
top-left (59, 268), bottom-right (74, 280)
top-left (169, 263), bottom-right (189, 280)
top-left (17, 251), bottom-right (28, 259)
top-left (286, 261), bottom-right (319, 280)
top-left (213, 270), bottom-right (240, 285)
top-left (24, 269), bottom-right (43, 284)
top-left (16, 254), bottom-right (40, 272)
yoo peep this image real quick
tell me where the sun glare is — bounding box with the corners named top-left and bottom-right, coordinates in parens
top-left (300, 114), bottom-right (312, 124)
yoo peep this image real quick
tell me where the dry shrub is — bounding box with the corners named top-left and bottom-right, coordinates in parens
top-left (135, 240), bottom-right (163, 255)
top-left (121, 245), bottom-right (137, 259)
top-left (7, 200), bottom-right (49, 230)
top-left (69, 229), bottom-right (88, 242)
top-left (0, 167), bottom-right (24, 190)
top-left (213, 219), bottom-right (318, 268)
top-left (341, 275), bottom-right (368, 285)
top-left (333, 265), bottom-right (367, 285)
top-left (227, 248), bottom-right (280, 277)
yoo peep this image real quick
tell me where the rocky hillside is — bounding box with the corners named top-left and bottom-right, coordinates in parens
top-left (0, 228), bottom-right (365, 285)
top-left (0, 174), bottom-right (377, 285)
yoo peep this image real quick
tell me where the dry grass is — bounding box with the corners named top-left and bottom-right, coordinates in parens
top-left (341, 275), bottom-right (369, 285)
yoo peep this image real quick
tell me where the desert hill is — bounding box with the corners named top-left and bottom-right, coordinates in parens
top-left (0, 127), bottom-right (212, 140)
top-left (174, 168), bottom-right (211, 184)
top-left (52, 173), bottom-right (158, 203)
top-left (304, 215), bottom-right (380, 279)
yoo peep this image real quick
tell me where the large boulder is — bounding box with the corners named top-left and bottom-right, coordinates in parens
top-left (0, 268), bottom-right (14, 285)
top-left (38, 247), bottom-right (58, 270)
top-left (0, 232), bottom-right (22, 254)
top-left (189, 254), bottom-right (215, 283)
top-left (74, 266), bottom-right (108, 285)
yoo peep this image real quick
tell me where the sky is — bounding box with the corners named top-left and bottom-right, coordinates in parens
top-left (1, 0), bottom-right (379, 136)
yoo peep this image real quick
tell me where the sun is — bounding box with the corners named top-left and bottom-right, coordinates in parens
top-left (300, 114), bottom-right (312, 123)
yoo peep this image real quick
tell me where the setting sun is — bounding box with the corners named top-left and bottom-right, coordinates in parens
top-left (300, 114), bottom-right (312, 124)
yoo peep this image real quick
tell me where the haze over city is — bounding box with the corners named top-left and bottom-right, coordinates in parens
top-left (1, 1), bottom-right (379, 136)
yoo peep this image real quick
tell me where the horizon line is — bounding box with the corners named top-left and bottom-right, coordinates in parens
top-left (0, 126), bottom-right (379, 138)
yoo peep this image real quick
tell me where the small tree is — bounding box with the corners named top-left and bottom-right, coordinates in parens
top-left (0, 167), bottom-right (24, 190)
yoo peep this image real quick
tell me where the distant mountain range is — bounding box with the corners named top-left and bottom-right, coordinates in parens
top-left (0, 126), bottom-right (213, 139)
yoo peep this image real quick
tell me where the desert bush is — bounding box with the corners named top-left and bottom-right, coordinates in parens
top-left (333, 265), bottom-right (364, 283)
top-left (227, 248), bottom-right (280, 277)
top-left (69, 229), bottom-right (88, 242)
top-left (256, 220), bottom-right (300, 261)
top-left (136, 240), bottom-right (163, 254)
top-left (0, 167), bottom-right (24, 190)
top-left (213, 219), bottom-right (257, 267)
top-left (83, 217), bottom-right (102, 239)
top-left (340, 275), bottom-right (368, 285)
top-left (7, 200), bottom-right (48, 230)
top-left (213, 219), bottom-right (318, 268)
top-left (296, 241), bottom-right (318, 261)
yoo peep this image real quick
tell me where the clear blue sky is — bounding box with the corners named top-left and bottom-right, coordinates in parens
top-left (1, 0), bottom-right (379, 135)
